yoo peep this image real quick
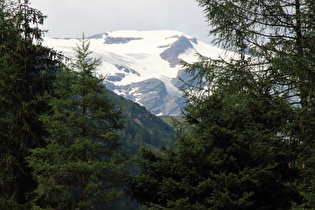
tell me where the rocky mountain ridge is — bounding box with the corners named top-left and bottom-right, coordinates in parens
top-left (43, 30), bottom-right (226, 116)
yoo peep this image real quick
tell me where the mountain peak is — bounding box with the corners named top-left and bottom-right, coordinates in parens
top-left (44, 30), bottom-right (224, 116)
top-left (88, 30), bottom-right (185, 40)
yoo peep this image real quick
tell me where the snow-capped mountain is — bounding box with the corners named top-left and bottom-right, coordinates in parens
top-left (43, 30), bottom-right (225, 116)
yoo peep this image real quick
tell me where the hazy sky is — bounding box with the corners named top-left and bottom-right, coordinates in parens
top-left (30, 0), bottom-right (213, 43)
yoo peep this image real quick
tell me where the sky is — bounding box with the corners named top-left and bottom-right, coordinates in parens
top-left (30, 0), bottom-right (213, 43)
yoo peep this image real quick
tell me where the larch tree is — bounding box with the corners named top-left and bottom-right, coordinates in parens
top-left (195, 0), bottom-right (315, 207)
top-left (27, 36), bottom-right (127, 209)
top-left (126, 0), bottom-right (315, 208)
top-left (0, 0), bottom-right (61, 208)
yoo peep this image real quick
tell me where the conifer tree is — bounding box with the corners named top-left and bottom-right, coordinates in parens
top-left (195, 0), bottom-right (315, 207)
top-left (27, 36), bottom-right (127, 209)
top-left (127, 56), bottom-right (299, 209)
top-left (194, 0), bottom-right (315, 138)
top-left (126, 0), bottom-right (315, 208)
top-left (0, 0), bottom-right (61, 207)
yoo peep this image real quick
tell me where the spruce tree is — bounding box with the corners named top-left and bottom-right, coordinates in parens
top-left (27, 36), bottom-right (127, 209)
top-left (127, 56), bottom-right (299, 209)
top-left (0, 0), bottom-right (61, 207)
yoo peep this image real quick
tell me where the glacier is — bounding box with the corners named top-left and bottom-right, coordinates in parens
top-left (43, 30), bottom-right (226, 116)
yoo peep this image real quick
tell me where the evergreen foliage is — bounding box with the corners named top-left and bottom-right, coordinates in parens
top-left (27, 36), bottom-right (127, 209)
top-left (3, 0), bottom-right (315, 208)
top-left (108, 91), bottom-right (176, 156)
top-left (127, 0), bottom-right (315, 208)
top-left (0, 0), bottom-right (61, 207)
top-left (194, 0), bottom-right (315, 207)
top-left (127, 58), bottom-right (299, 209)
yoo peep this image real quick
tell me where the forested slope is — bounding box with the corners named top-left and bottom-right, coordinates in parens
top-left (105, 89), bottom-right (176, 157)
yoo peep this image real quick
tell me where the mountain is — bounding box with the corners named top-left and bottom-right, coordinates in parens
top-left (103, 89), bottom-right (176, 209)
top-left (43, 30), bottom-right (226, 116)
top-left (105, 89), bottom-right (176, 157)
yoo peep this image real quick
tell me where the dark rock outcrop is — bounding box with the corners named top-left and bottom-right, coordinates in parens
top-left (160, 36), bottom-right (194, 67)
top-left (107, 78), bottom-right (185, 116)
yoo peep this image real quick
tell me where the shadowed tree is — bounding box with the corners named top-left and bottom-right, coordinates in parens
top-left (125, 0), bottom-right (315, 208)
top-left (27, 36), bottom-right (127, 209)
top-left (195, 0), bottom-right (315, 207)
top-left (126, 53), bottom-right (299, 209)
top-left (0, 0), bottom-right (61, 208)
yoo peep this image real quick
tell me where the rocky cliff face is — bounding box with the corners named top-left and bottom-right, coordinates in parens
top-left (43, 30), bottom-right (224, 116)
top-left (160, 35), bottom-right (194, 67)
top-left (106, 78), bottom-right (185, 116)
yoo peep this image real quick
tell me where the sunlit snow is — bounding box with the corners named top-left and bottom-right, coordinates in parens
top-left (43, 30), bottom-right (227, 115)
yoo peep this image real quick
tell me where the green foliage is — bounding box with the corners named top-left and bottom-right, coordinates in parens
top-left (0, 0), bottom-right (61, 206)
top-left (194, 0), bottom-right (315, 207)
top-left (107, 90), bottom-right (176, 157)
top-left (127, 1), bottom-right (315, 208)
top-left (127, 82), bottom-right (298, 209)
top-left (27, 36), bottom-right (127, 209)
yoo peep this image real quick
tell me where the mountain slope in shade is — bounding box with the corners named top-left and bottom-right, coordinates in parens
top-left (104, 89), bottom-right (176, 157)
top-left (43, 30), bottom-right (227, 116)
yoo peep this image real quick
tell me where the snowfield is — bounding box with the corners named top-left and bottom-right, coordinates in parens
top-left (43, 30), bottom-right (228, 115)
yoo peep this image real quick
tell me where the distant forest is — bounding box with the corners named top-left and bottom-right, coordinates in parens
top-left (1, 0), bottom-right (315, 209)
